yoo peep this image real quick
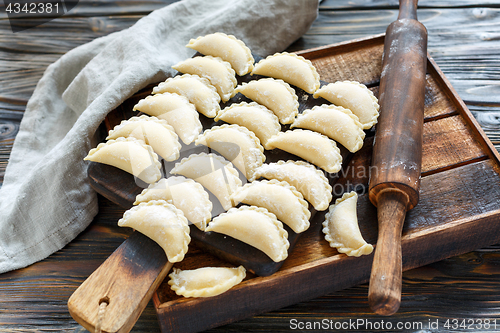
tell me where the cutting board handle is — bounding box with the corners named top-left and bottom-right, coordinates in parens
top-left (68, 232), bottom-right (172, 333)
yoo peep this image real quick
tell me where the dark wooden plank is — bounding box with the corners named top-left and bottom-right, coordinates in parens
top-left (300, 39), bottom-right (485, 124)
top-left (0, 110), bottom-right (23, 186)
top-left (293, 7), bottom-right (500, 106)
top-left (423, 73), bottom-right (459, 120)
top-left (2, 7), bottom-right (500, 105)
top-left (0, 1), bottom-right (178, 19)
top-left (427, 56), bottom-right (500, 166)
top-left (2, 0), bottom-right (498, 19)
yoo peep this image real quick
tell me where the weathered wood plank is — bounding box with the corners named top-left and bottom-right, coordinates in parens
top-left (472, 106), bottom-right (500, 150)
top-left (2, 0), bottom-right (499, 17)
top-left (422, 115), bottom-right (487, 175)
top-left (2, 0), bottom-right (498, 20)
top-left (0, 110), bottom-right (23, 186)
top-left (304, 36), bottom-right (384, 86)
top-left (2, 8), bottom-right (500, 105)
top-left (0, 0), bottom-right (178, 19)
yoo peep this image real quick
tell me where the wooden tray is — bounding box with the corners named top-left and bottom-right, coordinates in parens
top-left (148, 34), bottom-right (500, 332)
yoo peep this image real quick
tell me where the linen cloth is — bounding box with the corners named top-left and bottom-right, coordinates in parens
top-left (0, 0), bottom-right (319, 273)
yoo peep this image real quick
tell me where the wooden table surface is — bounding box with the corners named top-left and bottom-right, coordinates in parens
top-left (2, 1), bottom-right (500, 332)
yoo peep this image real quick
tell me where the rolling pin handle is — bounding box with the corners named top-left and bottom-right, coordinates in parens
top-left (368, 189), bottom-right (409, 316)
top-left (398, 0), bottom-right (418, 20)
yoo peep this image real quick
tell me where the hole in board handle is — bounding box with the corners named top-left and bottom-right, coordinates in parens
top-left (99, 296), bottom-right (110, 306)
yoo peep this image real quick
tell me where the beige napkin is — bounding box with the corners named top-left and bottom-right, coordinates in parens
top-left (0, 0), bottom-right (319, 273)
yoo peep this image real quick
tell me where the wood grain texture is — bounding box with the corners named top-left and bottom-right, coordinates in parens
top-left (68, 232), bottom-right (172, 333)
top-left (2, 1), bottom-right (500, 332)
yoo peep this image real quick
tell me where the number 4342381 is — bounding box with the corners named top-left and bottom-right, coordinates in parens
top-left (444, 318), bottom-right (497, 330)
top-left (5, 2), bottom-right (60, 14)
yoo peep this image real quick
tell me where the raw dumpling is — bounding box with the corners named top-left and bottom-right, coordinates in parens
top-left (168, 266), bottom-right (246, 298)
top-left (205, 206), bottom-right (289, 262)
top-left (84, 137), bottom-right (161, 184)
top-left (118, 200), bottom-right (190, 262)
top-left (265, 129), bottom-right (342, 173)
top-left (152, 74), bottom-right (220, 118)
top-left (252, 160), bottom-right (332, 211)
top-left (172, 56), bottom-right (237, 102)
top-left (170, 153), bottom-right (242, 210)
top-left (215, 102), bottom-right (280, 150)
top-left (187, 32), bottom-right (254, 76)
top-left (313, 81), bottom-right (379, 129)
top-left (291, 104), bottom-right (365, 153)
top-left (322, 191), bottom-right (373, 257)
top-left (106, 115), bottom-right (181, 161)
top-left (134, 177), bottom-right (212, 231)
top-left (251, 52), bottom-right (320, 94)
top-left (231, 179), bottom-right (310, 233)
top-left (133, 93), bottom-right (202, 144)
top-left (195, 124), bottom-right (265, 180)
top-left (233, 78), bottom-right (298, 124)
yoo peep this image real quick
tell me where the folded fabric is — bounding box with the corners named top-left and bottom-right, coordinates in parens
top-left (0, 0), bottom-right (319, 273)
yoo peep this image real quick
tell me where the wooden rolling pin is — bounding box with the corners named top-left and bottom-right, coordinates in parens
top-left (368, 0), bottom-right (427, 316)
